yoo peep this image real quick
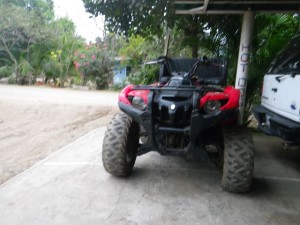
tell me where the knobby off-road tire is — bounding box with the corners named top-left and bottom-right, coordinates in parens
top-left (102, 113), bottom-right (139, 177)
top-left (221, 129), bottom-right (254, 193)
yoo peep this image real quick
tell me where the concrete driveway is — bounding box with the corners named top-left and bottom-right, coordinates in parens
top-left (0, 128), bottom-right (299, 225)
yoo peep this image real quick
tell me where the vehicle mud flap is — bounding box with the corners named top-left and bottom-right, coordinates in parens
top-left (184, 91), bottom-right (208, 158)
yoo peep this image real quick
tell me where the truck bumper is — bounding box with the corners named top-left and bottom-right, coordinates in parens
top-left (253, 105), bottom-right (300, 143)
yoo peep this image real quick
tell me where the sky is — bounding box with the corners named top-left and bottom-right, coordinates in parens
top-left (52, 0), bottom-right (104, 43)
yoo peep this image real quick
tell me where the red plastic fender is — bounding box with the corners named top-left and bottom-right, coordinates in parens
top-left (199, 86), bottom-right (240, 110)
top-left (128, 89), bottom-right (150, 104)
top-left (118, 85), bottom-right (134, 105)
top-left (119, 85), bottom-right (240, 111)
top-left (119, 85), bottom-right (151, 105)
top-left (221, 86), bottom-right (240, 110)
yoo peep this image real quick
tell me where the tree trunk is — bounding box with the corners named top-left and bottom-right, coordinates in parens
top-left (13, 63), bottom-right (19, 83)
top-left (1, 37), bottom-right (19, 82)
top-left (192, 44), bottom-right (198, 58)
top-left (82, 74), bottom-right (87, 86)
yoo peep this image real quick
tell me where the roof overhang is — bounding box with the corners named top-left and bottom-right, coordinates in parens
top-left (175, 0), bottom-right (300, 14)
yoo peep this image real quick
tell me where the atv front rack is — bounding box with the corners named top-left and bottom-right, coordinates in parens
top-left (132, 85), bottom-right (224, 93)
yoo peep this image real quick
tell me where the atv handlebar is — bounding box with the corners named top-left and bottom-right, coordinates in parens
top-left (144, 58), bottom-right (165, 65)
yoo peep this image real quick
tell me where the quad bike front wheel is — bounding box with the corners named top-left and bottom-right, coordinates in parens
top-left (221, 128), bottom-right (254, 193)
top-left (102, 113), bottom-right (140, 177)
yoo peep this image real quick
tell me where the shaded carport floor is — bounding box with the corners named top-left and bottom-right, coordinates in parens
top-left (0, 128), bottom-right (299, 225)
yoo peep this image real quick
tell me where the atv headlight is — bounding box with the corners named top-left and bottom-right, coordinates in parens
top-left (132, 96), bottom-right (146, 110)
top-left (203, 100), bottom-right (221, 114)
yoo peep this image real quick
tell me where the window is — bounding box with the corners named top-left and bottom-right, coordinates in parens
top-left (270, 51), bottom-right (300, 74)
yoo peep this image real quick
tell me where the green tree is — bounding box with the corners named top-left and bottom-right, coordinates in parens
top-left (43, 18), bottom-right (83, 87)
top-left (0, 0), bottom-right (86, 87)
top-left (83, 0), bottom-right (173, 37)
top-left (0, 0), bottom-right (55, 83)
top-left (83, 0), bottom-right (239, 57)
top-left (101, 33), bottom-right (127, 57)
top-left (0, 0), bottom-right (54, 22)
top-left (118, 35), bottom-right (146, 67)
top-left (0, 4), bottom-right (45, 82)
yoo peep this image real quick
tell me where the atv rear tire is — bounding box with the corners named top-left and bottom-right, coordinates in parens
top-left (221, 129), bottom-right (254, 193)
top-left (102, 113), bottom-right (139, 177)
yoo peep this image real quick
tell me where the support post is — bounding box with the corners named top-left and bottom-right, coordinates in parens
top-left (235, 11), bottom-right (255, 125)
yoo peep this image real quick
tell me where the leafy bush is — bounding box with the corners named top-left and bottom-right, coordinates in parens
top-left (43, 61), bottom-right (61, 82)
top-left (127, 65), bottom-right (159, 85)
top-left (76, 48), bottom-right (113, 89)
top-left (8, 75), bottom-right (16, 84)
top-left (111, 80), bottom-right (127, 90)
top-left (43, 61), bottom-right (59, 77)
top-left (0, 66), bottom-right (12, 78)
top-left (95, 74), bottom-right (109, 89)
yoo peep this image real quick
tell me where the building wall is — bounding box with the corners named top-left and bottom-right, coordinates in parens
top-left (113, 67), bottom-right (127, 85)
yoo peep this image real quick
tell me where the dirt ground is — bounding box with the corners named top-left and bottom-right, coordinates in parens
top-left (0, 85), bottom-right (119, 184)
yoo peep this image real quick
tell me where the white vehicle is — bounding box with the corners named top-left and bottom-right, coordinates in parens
top-left (253, 36), bottom-right (300, 145)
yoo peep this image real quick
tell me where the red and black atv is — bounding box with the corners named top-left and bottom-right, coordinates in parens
top-left (102, 56), bottom-right (254, 193)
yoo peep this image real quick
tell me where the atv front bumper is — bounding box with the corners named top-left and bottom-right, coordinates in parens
top-left (119, 101), bottom-right (235, 156)
top-left (253, 105), bottom-right (300, 143)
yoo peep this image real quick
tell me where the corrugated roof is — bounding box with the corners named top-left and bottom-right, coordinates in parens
top-left (175, 0), bottom-right (300, 14)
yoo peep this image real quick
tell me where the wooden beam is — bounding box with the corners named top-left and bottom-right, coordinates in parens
top-left (203, 0), bottom-right (209, 12)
